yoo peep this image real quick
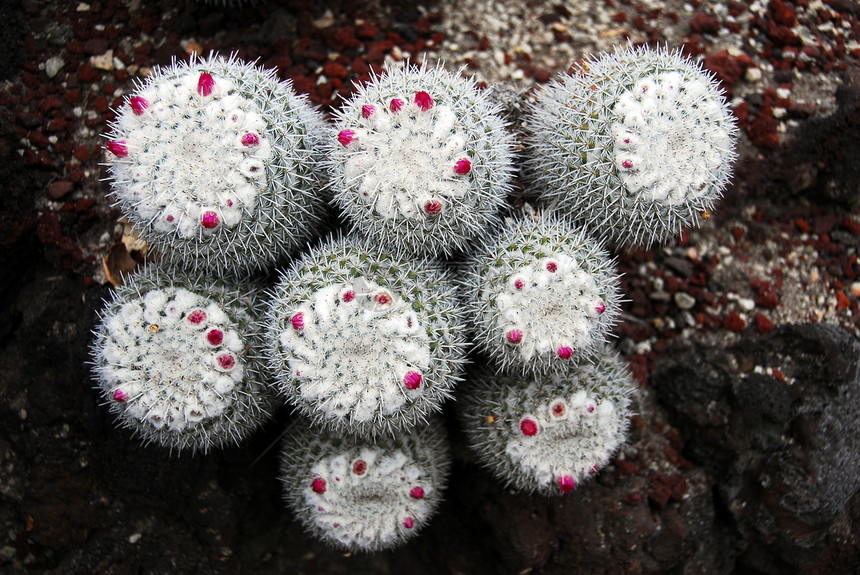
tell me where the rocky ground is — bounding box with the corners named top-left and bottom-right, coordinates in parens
top-left (1, 0), bottom-right (859, 573)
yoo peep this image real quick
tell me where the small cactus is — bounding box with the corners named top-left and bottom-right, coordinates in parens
top-left (462, 210), bottom-right (621, 375)
top-left (104, 53), bottom-right (328, 278)
top-left (526, 44), bottom-right (738, 249)
top-left (90, 265), bottom-right (275, 453)
top-left (457, 349), bottom-right (635, 495)
top-left (264, 235), bottom-right (469, 437)
top-left (279, 418), bottom-right (451, 552)
top-left (328, 62), bottom-right (516, 258)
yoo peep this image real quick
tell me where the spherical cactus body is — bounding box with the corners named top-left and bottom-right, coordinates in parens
top-left (462, 211), bottom-right (621, 375)
top-left (104, 53), bottom-right (328, 277)
top-left (526, 45), bottom-right (738, 249)
top-left (279, 418), bottom-right (451, 552)
top-left (328, 63), bottom-right (516, 258)
top-left (458, 350), bottom-right (635, 495)
top-left (90, 265), bottom-right (274, 453)
top-left (264, 235), bottom-right (469, 437)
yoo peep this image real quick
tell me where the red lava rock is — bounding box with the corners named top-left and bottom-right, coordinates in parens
top-left (836, 291), bottom-right (851, 310)
top-left (48, 181), bottom-right (73, 199)
top-left (356, 21), bottom-right (379, 39)
top-left (723, 311), bottom-right (746, 332)
top-left (747, 111), bottom-right (780, 149)
top-left (73, 145), bottom-right (90, 162)
top-left (690, 12), bottom-right (721, 34)
top-left (77, 62), bottom-right (99, 82)
top-left (83, 38), bottom-right (110, 55)
top-left (75, 198), bottom-right (95, 212)
top-left (615, 458), bottom-right (638, 476)
top-left (754, 312), bottom-right (775, 334)
top-left (768, 0), bottom-right (797, 27)
top-left (703, 49), bottom-right (750, 91)
top-left (323, 61), bottom-right (348, 80)
top-left (795, 217), bottom-right (810, 233)
top-left (647, 472), bottom-right (687, 509)
top-left (622, 492), bottom-right (642, 505)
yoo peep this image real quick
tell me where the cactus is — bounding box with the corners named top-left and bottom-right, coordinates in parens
top-left (525, 44), bottom-right (738, 249)
top-left (264, 235), bottom-right (469, 437)
top-left (279, 417), bottom-right (451, 552)
top-left (457, 349), bottom-right (635, 495)
top-left (462, 210), bottom-right (621, 375)
top-left (327, 62), bottom-right (516, 258)
top-left (104, 53), bottom-right (328, 278)
top-left (90, 265), bottom-right (275, 453)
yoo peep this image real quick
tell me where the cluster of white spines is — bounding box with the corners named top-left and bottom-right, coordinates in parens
top-left (458, 350), bottom-right (635, 495)
top-left (265, 236), bottom-right (469, 436)
top-left (526, 44), bottom-right (738, 248)
top-left (463, 211), bottom-right (621, 375)
top-left (329, 63), bottom-right (516, 258)
top-left (105, 53), bottom-right (328, 277)
top-left (280, 418), bottom-right (451, 552)
top-left (91, 266), bottom-right (273, 453)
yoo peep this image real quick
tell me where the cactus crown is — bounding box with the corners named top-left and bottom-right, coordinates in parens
top-left (264, 235), bottom-right (469, 437)
top-left (458, 350), bottom-right (635, 495)
top-left (104, 53), bottom-right (328, 278)
top-left (328, 62), bottom-right (516, 258)
top-left (90, 265), bottom-right (274, 453)
top-left (526, 44), bottom-right (738, 249)
top-left (279, 418), bottom-right (451, 552)
top-left (463, 210), bottom-right (621, 375)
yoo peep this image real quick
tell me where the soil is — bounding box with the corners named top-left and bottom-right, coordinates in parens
top-left (1, 0), bottom-right (859, 573)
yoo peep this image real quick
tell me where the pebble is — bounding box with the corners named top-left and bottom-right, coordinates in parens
top-left (44, 56), bottom-right (65, 79)
top-left (674, 292), bottom-right (696, 310)
top-left (90, 50), bottom-right (114, 71)
top-left (851, 282), bottom-right (860, 298)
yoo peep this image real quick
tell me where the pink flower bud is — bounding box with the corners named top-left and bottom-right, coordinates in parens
top-left (552, 402), bottom-right (565, 417)
top-left (424, 200), bottom-right (442, 215)
top-left (506, 329), bottom-right (523, 344)
top-left (113, 389), bottom-right (127, 403)
top-left (201, 211), bottom-right (220, 229)
top-left (404, 371), bottom-right (423, 390)
top-left (520, 418), bottom-right (538, 436)
top-left (403, 517), bottom-right (414, 529)
top-left (375, 293), bottom-right (392, 306)
top-left (187, 310), bottom-right (207, 324)
top-left (312, 477), bottom-right (327, 494)
top-left (197, 72), bottom-right (215, 96)
top-left (546, 261), bottom-right (558, 273)
top-left (558, 475), bottom-right (576, 493)
top-left (557, 346), bottom-right (573, 359)
top-left (130, 96), bottom-right (148, 115)
top-left (361, 104), bottom-right (375, 118)
top-left (338, 129), bottom-right (356, 147)
top-left (514, 279), bottom-right (524, 291)
top-left (622, 159), bottom-right (633, 169)
top-left (106, 140), bottom-right (128, 158)
top-left (596, 301), bottom-right (606, 314)
top-left (291, 312), bottom-right (304, 331)
top-left (218, 354), bottom-right (235, 369)
top-left (207, 329), bottom-right (224, 346)
top-left (241, 133), bottom-right (260, 147)
top-left (453, 158), bottom-right (472, 175)
top-left (389, 98), bottom-right (404, 112)
top-left (409, 486), bottom-right (425, 499)
top-left (342, 290), bottom-right (355, 303)
top-left (353, 460), bottom-right (367, 475)
top-left (414, 91), bottom-right (434, 111)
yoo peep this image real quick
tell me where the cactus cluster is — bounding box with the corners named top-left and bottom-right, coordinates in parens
top-left (328, 63), bottom-right (516, 258)
top-left (264, 235), bottom-right (468, 437)
top-left (90, 266), bottom-right (274, 453)
top-left (279, 417), bottom-right (451, 552)
top-left (92, 44), bottom-right (739, 552)
top-left (526, 45), bottom-right (738, 249)
top-left (462, 211), bottom-right (622, 375)
top-left (104, 53), bottom-right (328, 278)
top-left (457, 350), bottom-right (635, 495)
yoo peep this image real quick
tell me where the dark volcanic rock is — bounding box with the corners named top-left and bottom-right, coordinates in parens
top-left (652, 323), bottom-right (860, 573)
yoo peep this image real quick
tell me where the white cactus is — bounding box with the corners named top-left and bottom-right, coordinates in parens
top-left (328, 62), bottom-right (516, 258)
top-left (458, 349), bottom-right (635, 495)
top-left (90, 265), bottom-right (274, 453)
top-left (104, 53), bottom-right (328, 277)
top-left (279, 418), bottom-right (451, 552)
top-left (462, 210), bottom-right (621, 375)
top-left (526, 44), bottom-right (738, 248)
top-left (264, 235), bottom-right (469, 437)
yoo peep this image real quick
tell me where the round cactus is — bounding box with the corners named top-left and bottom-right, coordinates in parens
top-left (104, 53), bottom-right (328, 278)
top-left (327, 62), bottom-right (516, 258)
top-left (525, 44), bottom-right (738, 249)
top-left (264, 235), bottom-right (469, 437)
top-left (90, 265), bottom-right (275, 453)
top-left (462, 210), bottom-right (621, 375)
top-left (279, 417), bottom-right (451, 552)
top-left (457, 350), bottom-right (635, 495)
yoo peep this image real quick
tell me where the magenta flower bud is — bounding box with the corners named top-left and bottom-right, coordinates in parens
top-left (558, 475), bottom-right (576, 493)
top-left (414, 91), bottom-right (434, 111)
top-left (241, 133), bottom-right (260, 147)
top-left (361, 104), bottom-right (375, 119)
top-left (312, 477), bottom-right (326, 494)
top-left (453, 158), bottom-right (472, 175)
top-left (197, 72), bottom-right (215, 96)
top-left (389, 98), bottom-right (404, 112)
top-left (106, 140), bottom-right (128, 158)
top-left (201, 211), bottom-right (220, 229)
top-left (520, 418), bottom-right (538, 436)
top-left (404, 371), bottom-right (423, 390)
top-left (130, 96), bottom-right (149, 115)
top-left (291, 312), bottom-right (304, 331)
